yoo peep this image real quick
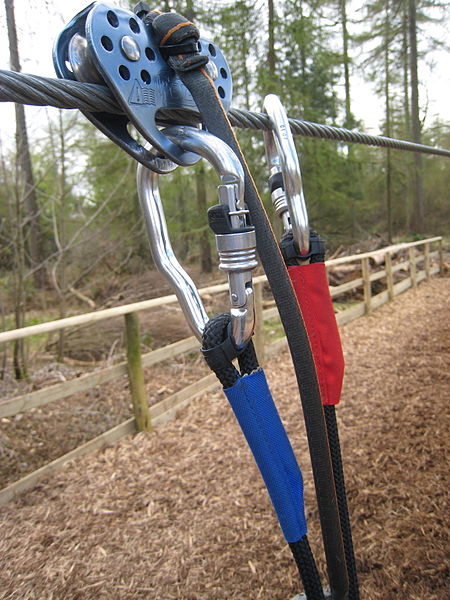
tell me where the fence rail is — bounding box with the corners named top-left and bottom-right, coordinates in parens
top-left (0, 236), bottom-right (444, 505)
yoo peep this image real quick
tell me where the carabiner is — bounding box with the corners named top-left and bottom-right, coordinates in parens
top-left (136, 126), bottom-right (257, 349)
top-left (263, 94), bottom-right (309, 255)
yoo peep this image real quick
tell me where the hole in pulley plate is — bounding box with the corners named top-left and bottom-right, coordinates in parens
top-left (145, 47), bottom-right (156, 61)
top-left (101, 36), bottom-right (113, 51)
top-left (119, 64), bottom-right (130, 80)
top-left (129, 18), bottom-right (140, 33)
top-left (107, 10), bottom-right (119, 27)
top-left (141, 69), bottom-right (151, 84)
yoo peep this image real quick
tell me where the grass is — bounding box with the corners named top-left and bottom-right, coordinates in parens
top-left (332, 300), bottom-right (359, 312)
top-left (263, 317), bottom-right (285, 341)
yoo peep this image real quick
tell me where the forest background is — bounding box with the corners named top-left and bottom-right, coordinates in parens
top-left (0, 0), bottom-right (449, 378)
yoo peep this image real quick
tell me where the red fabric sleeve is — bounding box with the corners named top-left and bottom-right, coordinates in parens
top-left (288, 263), bottom-right (344, 406)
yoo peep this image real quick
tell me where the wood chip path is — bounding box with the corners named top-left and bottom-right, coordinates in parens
top-left (0, 278), bottom-right (448, 600)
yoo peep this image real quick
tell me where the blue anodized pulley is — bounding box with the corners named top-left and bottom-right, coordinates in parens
top-left (53, 2), bottom-right (233, 171)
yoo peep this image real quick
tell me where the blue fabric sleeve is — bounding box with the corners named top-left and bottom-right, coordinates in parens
top-left (224, 368), bottom-right (307, 543)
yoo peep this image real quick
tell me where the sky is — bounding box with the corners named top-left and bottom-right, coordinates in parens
top-left (0, 0), bottom-right (449, 149)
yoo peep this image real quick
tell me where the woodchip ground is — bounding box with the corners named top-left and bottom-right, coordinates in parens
top-left (0, 277), bottom-right (448, 599)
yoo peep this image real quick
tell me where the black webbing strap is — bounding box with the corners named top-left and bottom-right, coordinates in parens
top-left (148, 12), bottom-right (348, 600)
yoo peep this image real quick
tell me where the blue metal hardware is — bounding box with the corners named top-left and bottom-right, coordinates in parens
top-left (53, 2), bottom-right (233, 172)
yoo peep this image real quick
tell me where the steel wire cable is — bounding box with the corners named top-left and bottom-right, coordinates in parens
top-left (0, 70), bottom-right (122, 114)
top-left (1, 70), bottom-right (449, 158)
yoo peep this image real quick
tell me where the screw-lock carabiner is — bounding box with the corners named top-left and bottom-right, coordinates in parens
top-left (136, 126), bottom-right (257, 349)
top-left (263, 94), bottom-right (309, 255)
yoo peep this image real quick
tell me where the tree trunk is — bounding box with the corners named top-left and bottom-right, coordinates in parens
top-left (402, 5), bottom-right (413, 231)
top-left (402, 6), bottom-right (411, 135)
top-left (340, 0), bottom-right (359, 240)
top-left (12, 167), bottom-right (28, 379)
top-left (183, 0), bottom-right (194, 21)
top-left (5, 0), bottom-right (30, 378)
top-left (0, 298), bottom-right (6, 380)
top-left (56, 112), bottom-right (68, 362)
top-left (196, 163), bottom-right (212, 273)
top-left (298, 2), bottom-right (307, 80)
top-left (385, 0), bottom-right (393, 243)
top-left (241, 28), bottom-right (251, 110)
top-left (266, 0), bottom-right (277, 93)
top-left (5, 0), bottom-right (47, 289)
top-left (176, 173), bottom-right (190, 261)
top-left (408, 0), bottom-right (426, 233)
top-left (340, 0), bottom-right (353, 129)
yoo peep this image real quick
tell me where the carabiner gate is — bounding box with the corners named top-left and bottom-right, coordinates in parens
top-left (136, 126), bottom-right (257, 349)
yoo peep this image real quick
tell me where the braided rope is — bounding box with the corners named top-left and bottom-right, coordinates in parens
top-left (201, 313), bottom-right (240, 388)
top-left (289, 536), bottom-right (326, 599)
top-left (1, 69), bottom-right (449, 157)
top-left (324, 405), bottom-right (360, 600)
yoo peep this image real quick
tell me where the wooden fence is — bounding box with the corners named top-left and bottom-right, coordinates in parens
top-left (0, 236), bottom-right (443, 505)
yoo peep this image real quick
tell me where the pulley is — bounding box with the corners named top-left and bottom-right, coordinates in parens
top-left (53, 2), bottom-right (233, 172)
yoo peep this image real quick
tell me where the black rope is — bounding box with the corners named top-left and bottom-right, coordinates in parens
top-left (201, 312), bottom-right (259, 388)
top-left (201, 313), bottom-right (240, 388)
top-left (289, 537), bottom-right (326, 600)
top-left (236, 335), bottom-right (259, 377)
top-left (1, 69), bottom-right (449, 158)
top-left (324, 405), bottom-right (360, 600)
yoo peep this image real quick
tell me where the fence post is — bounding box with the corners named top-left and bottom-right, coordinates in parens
top-left (438, 238), bottom-right (444, 276)
top-left (124, 312), bottom-right (152, 432)
top-left (409, 247), bottom-right (417, 289)
top-left (424, 242), bottom-right (431, 280)
top-left (253, 280), bottom-right (265, 362)
top-left (361, 257), bottom-right (372, 314)
top-left (385, 252), bottom-right (394, 301)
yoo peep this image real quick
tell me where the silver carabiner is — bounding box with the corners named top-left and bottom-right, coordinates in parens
top-left (136, 126), bottom-right (257, 349)
top-left (263, 94), bottom-right (309, 255)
